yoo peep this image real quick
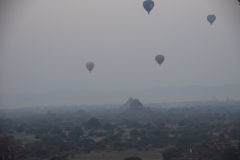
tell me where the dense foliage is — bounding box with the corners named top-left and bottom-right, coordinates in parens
top-left (0, 101), bottom-right (240, 159)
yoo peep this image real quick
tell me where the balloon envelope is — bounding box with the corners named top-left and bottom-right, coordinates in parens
top-left (207, 15), bottom-right (216, 25)
top-left (155, 55), bottom-right (165, 65)
top-left (86, 62), bottom-right (94, 72)
top-left (143, 0), bottom-right (154, 14)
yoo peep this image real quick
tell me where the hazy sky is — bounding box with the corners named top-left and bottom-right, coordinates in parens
top-left (1, 0), bottom-right (240, 95)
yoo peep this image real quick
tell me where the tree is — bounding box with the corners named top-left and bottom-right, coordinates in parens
top-left (59, 132), bottom-right (67, 138)
top-left (16, 126), bottom-right (24, 133)
top-left (96, 131), bottom-right (108, 137)
top-left (25, 128), bottom-right (36, 134)
top-left (139, 130), bottom-right (146, 138)
top-left (95, 141), bottom-right (107, 150)
top-left (112, 142), bottom-right (133, 151)
top-left (41, 126), bottom-right (51, 134)
top-left (69, 127), bottom-right (84, 137)
top-left (128, 122), bottom-right (142, 128)
top-left (221, 147), bottom-right (239, 160)
top-left (148, 135), bottom-right (166, 148)
top-left (85, 118), bottom-right (101, 130)
top-left (64, 126), bottom-right (73, 131)
top-left (24, 141), bottom-right (46, 156)
top-left (103, 123), bottom-right (114, 131)
top-left (82, 140), bottom-right (95, 153)
top-left (103, 134), bottom-right (121, 144)
top-left (149, 128), bottom-right (162, 136)
top-left (40, 134), bottom-right (63, 146)
top-left (175, 138), bottom-right (191, 152)
top-left (8, 135), bottom-right (23, 146)
top-left (50, 125), bottom-right (63, 135)
top-left (50, 155), bottom-right (67, 160)
top-left (88, 129), bottom-right (98, 136)
top-left (178, 120), bottom-right (185, 126)
top-left (229, 128), bottom-right (239, 140)
top-left (135, 137), bottom-right (149, 151)
top-left (162, 147), bottom-right (181, 160)
top-left (130, 129), bottom-right (139, 137)
top-left (116, 127), bottom-right (125, 134)
top-left (35, 135), bottom-right (40, 139)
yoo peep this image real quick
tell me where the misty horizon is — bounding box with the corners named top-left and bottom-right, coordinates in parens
top-left (1, 84), bottom-right (240, 108)
top-left (1, 0), bottom-right (240, 108)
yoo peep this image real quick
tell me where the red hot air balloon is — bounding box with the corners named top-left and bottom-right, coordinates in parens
top-left (86, 62), bottom-right (94, 73)
top-left (155, 55), bottom-right (165, 66)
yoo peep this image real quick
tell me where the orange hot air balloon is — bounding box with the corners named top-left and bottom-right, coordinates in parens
top-left (86, 62), bottom-right (94, 72)
top-left (155, 55), bottom-right (165, 66)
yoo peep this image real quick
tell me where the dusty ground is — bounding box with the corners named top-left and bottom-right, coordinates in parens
top-left (12, 132), bottom-right (37, 145)
top-left (19, 151), bottom-right (163, 160)
top-left (69, 150), bottom-right (163, 160)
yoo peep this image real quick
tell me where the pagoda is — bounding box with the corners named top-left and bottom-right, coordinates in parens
top-left (215, 129), bottom-right (229, 150)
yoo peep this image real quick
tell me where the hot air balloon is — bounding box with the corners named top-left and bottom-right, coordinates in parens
top-left (155, 55), bottom-right (165, 66)
top-left (143, 0), bottom-right (154, 14)
top-left (86, 62), bottom-right (94, 73)
top-left (207, 15), bottom-right (216, 25)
